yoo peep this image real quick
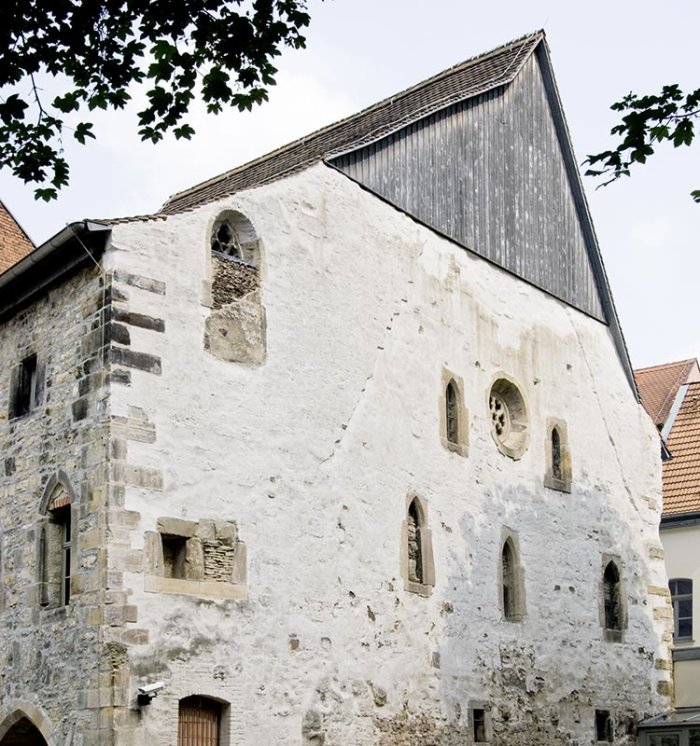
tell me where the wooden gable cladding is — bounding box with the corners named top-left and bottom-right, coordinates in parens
top-left (331, 49), bottom-right (605, 322)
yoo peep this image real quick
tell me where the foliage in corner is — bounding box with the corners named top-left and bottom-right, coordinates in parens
top-left (585, 84), bottom-right (700, 203)
top-left (0, 0), bottom-right (311, 200)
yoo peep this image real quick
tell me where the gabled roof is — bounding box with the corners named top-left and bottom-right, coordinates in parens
top-left (663, 381), bottom-right (700, 516)
top-left (635, 359), bottom-right (697, 429)
top-left (0, 200), bottom-right (34, 274)
top-left (161, 31), bottom-right (543, 214)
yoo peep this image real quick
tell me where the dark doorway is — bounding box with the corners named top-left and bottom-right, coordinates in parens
top-left (1, 717), bottom-right (49, 746)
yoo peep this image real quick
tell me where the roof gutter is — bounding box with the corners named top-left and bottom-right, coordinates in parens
top-left (0, 220), bottom-right (112, 322)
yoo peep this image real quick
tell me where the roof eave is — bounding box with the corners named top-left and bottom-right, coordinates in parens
top-left (0, 221), bottom-right (112, 323)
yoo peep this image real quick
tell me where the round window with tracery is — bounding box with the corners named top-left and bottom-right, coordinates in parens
top-left (488, 377), bottom-right (529, 459)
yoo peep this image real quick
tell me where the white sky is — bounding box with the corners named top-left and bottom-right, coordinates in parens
top-left (1, 0), bottom-right (698, 369)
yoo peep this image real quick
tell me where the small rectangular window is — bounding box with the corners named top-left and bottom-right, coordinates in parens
top-left (162, 535), bottom-right (187, 579)
top-left (473, 708), bottom-right (487, 742)
top-left (596, 710), bottom-right (613, 742)
top-left (10, 354), bottom-right (37, 419)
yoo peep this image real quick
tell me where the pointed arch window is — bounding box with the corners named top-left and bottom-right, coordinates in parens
top-left (440, 370), bottom-right (468, 456)
top-left (544, 419), bottom-right (571, 492)
top-left (500, 535), bottom-right (525, 621)
top-left (601, 557), bottom-right (625, 641)
top-left (401, 495), bottom-right (435, 596)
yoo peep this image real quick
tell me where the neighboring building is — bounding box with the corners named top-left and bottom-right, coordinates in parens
top-left (636, 360), bottom-right (700, 714)
top-left (0, 200), bottom-right (34, 274)
top-left (0, 32), bottom-right (672, 746)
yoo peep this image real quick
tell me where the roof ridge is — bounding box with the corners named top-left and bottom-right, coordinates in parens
top-left (635, 359), bottom-right (695, 374)
top-left (161, 30), bottom-right (544, 211)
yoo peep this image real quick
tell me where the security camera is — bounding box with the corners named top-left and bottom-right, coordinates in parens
top-left (138, 681), bottom-right (164, 695)
top-left (137, 681), bottom-right (164, 706)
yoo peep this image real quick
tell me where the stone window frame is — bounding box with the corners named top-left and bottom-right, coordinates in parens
top-left (37, 471), bottom-right (77, 610)
top-left (8, 351), bottom-right (44, 420)
top-left (469, 702), bottom-right (491, 743)
top-left (487, 374), bottom-right (530, 460)
top-left (544, 418), bottom-right (572, 493)
top-left (145, 517), bottom-right (247, 601)
top-left (203, 209), bottom-right (263, 309)
top-left (599, 554), bottom-right (627, 642)
top-left (498, 529), bottom-right (526, 622)
top-left (439, 368), bottom-right (468, 457)
top-left (400, 493), bottom-right (435, 597)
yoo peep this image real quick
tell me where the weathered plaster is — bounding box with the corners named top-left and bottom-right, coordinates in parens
top-left (0, 163), bottom-right (672, 744)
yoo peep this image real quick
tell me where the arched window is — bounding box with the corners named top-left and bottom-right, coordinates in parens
top-left (544, 419), bottom-right (571, 492)
top-left (551, 427), bottom-right (562, 480)
top-left (669, 578), bottom-right (692, 641)
top-left (205, 210), bottom-right (265, 365)
top-left (502, 540), bottom-right (516, 620)
top-left (603, 561), bottom-right (622, 631)
top-left (445, 380), bottom-right (459, 445)
top-left (500, 536), bottom-right (525, 621)
top-left (407, 499), bottom-right (424, 585)
top-left (402, 495), bottom-right (435, 595)
top-left (178, 696), bottom-right (222, 746)
top-left (440, 370), bottom-right (468, 456)
top-left (39, 478), bottom-right (74, 608)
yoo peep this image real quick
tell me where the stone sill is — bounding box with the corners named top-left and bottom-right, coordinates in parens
top-left (544, 475), bottom-right (572, 493)
top-left (404, 580), bottom-right (433, 598)
top-left (441, 437), bottom-right (468, 458)
top-left (145, 575), bottom-right (247, 601)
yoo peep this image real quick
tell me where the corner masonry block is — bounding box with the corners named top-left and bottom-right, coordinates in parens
top-left (124, 465), bottom-right (163, 491)
top-left (110, 347), bottom-right (162, 375)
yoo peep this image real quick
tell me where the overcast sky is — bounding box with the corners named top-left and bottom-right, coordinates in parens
top-left (1, 0), bottom-right (698, 368)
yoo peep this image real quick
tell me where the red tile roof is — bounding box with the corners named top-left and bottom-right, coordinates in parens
top-left (635, 359), bottom-right (696, 429)
top-left (663, 381), bottom-right (700, 515)
top-left (0, 201), bottom-right (34, 274)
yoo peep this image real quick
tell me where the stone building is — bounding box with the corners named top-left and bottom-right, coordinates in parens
top-left (634, 359), bottom-right (700, 743)
top-left (0, 31), bottom-right (672, 746)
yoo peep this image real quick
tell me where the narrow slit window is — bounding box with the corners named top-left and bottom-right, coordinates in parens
top-left (603, 562), bottom-right (622, 631)
top-left (407, 499), bottom-right (423, 585)
top-left (446, 380), bottom-right (459, 445)
top-left (60, 507), bottom-right (72, 606)
top-left (502, 541), bottom-right (515, 620)
top-left (552, 428), bottom-right (562, 480)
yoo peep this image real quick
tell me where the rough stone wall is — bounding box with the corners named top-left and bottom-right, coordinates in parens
top-left (0, 162), bottom-right (672, 745)
top-left (98, 163), bottom-right (671, 746)
top-left (0, 265), bottom-right (111, 745)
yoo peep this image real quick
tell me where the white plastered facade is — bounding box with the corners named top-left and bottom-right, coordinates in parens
top-left (88, 162), bottom-right (673, 745)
